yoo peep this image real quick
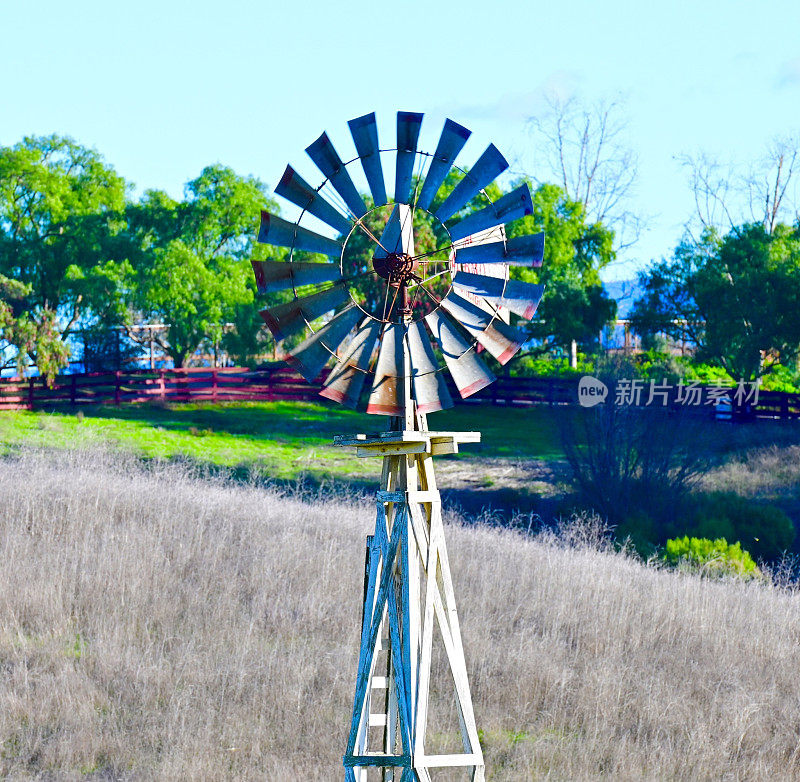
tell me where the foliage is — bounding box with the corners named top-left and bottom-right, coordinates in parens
top-left (631, 222), bottom-right (800, 381)
top-left (126, 166), bottom-right (273, 367)
top-left (0, 274), bottom-right (70, 381)
top-left (509, 353), bottom-right (594, 377)
top-left (664, 536), bottom-right (760, 579)
top-left (0, 134), bottom-right (128, 327)
top-left (507, 181), bottom-right (617, 353)
top-left (687, 492), bottom-right (795, 562)
top-left (0, 135), bottom-right (128, 377)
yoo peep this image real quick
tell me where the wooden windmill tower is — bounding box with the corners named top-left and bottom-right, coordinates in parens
top-left (253, 111), bottom-right (545, 781)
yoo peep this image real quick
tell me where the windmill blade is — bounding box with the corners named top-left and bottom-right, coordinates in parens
top-left (260, 284), bottom-right (349, 342)
top-left (285, 303), bottom-right (362, 382)
top-left (440, 291), bottom-right (527, 365)
top-left (406, 321), bottom-right (453, 414)
top-left (454, 232), bottom-right (545, 267)
top-left (348, 112), bottom-right (387, 207)
top-left (258, 210), bottom-right (342, 258)
top-left (373, 203), bottom-right (415, 260)
top-left (320, 319), bottom-right (381, 408)
top-left (416, 118), bottom-right (471, 211)
top-left (275, 165), bottom-right (353, 236)
top-left (306, 132), bottom-right (367, 217)
top-left (448, 184), bottom-right (533, 242)
top-left (452, 271), bottom-right (545, 320)
top-left (395, 111), bottom-right (423, 205)
top-left (251, 259), bottom-right (341, 294)
top-left (425, 308), bottom-right (495, 398)
top-left (366, 323), bottom-right (405, 416)
top-left (434, 144), bottom-right (509, 223)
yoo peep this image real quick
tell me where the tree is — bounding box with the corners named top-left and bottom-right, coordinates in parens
top-left (0, 274), bottom-right (70, 380)
top-left (126, 165), bottom-right (274, 367)
top-left (0, 135), bottom-right (128, 350)
top-left (630, 222), bottom-right (800, 381)
top-left (527, 95), bottom-right (640, 251)
top-left (681, 135), bottom-right (800, 237)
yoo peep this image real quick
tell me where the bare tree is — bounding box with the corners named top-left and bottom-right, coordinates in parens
top-left (679, 152), bottom-right (738, 235)
top-left (528, 94), bottom-right (641, 249)
top-left (745, 135), bottom-right (799, 233)
top-left (682, 134), bottom-right (799, 236)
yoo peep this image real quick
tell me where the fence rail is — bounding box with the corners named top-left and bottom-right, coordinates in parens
top-left (2, 368), bottom-right (799, 421)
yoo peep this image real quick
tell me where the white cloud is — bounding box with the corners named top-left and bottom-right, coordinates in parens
top-left (442, 70), bottom-right (583, 122)
top-left (777, 57), bottom-right (800, 87)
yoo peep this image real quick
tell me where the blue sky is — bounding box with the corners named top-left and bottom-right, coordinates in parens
top-left (3, 0), bottom-right (799, 280)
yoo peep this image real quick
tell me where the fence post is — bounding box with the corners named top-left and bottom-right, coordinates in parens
top-left (115, 371), bottom-right (121, 405)
top-left (159, 369), bottom-right (166, 401)
top-left (71, 374), bottom-right (77, 406)
top-left (28, 378), bottom-right (34, 410)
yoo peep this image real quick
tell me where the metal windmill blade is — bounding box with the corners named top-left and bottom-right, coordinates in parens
top-left (416, 118), bottom-right (471, 211)
top-left (260, 283), bottom-right (349, 342)
top-left (406, 320), bottom-right (453, 413)
top-left (425, 308), bottom-right (495, 398)
top-left (320, 319), bottom-right (381, 407)
top-left (348, 112), bottom-right (387, 206)
top-left (251, 259), bottom-right (341, 294)
top-left (451, 271), bottom-right (545, 320)
top-left (366, 323), bottom-right (405, 416)
top-left (439, 290), bottom-right (528, 365)
top-left (448, 184), bottom-right (533, 242)
top-left (395, 111), bottom-right (423, 205)
top-left (285, 303), bottom-right (362, 382)
top-left (453, 232), bottom-right (545, 267)
top-left (258, 211), bottom-right (342, 257)
top-left (275, 165), bottom-right (353, 235)
top-left (306, 132), bottom-right (367, 217)
top-left (434, 144), bottom-right (509, 222)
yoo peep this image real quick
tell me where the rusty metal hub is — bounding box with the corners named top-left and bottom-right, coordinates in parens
top-left (373, 251), bottom-right (417, 283)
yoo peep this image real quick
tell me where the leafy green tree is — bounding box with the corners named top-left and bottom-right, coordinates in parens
top-left (0, 274), bottom-right (70, 379)
top-left (127, 165), bottom-right (275, 367)
top-left (0, 135), bottom-right (128, 374)
top-left (0, 135), bottom-right (128, 327)
top-left (631, 222), bottom-right (800, 381)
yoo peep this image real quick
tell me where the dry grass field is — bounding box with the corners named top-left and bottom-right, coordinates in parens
top-left (3, 448), bottom-right (800, 780)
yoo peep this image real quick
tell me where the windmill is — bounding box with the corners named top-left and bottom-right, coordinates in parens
top-left (253, 111), bottom-right (544, 781)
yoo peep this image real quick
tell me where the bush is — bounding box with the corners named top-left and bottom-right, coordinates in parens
top-left (561, 393), bottom-right (714, 541)
top-left (688, 492), bottom-right (795, 561)
top-left (664, 536), bottom-right (760, 579)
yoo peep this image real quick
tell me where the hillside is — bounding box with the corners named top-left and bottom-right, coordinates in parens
top-left (2, 448), bottom-right (800, 779)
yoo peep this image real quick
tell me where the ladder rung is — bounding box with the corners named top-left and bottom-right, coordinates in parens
top-left (369, 713), bottom-right (387, 727)
top-left (371, 676), bottom-right (388, 689)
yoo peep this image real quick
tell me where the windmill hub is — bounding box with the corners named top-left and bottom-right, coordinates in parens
top-left (372, 251), bottom-right (417, 283)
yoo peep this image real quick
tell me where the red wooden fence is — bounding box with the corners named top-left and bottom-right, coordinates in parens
top-left (1, 367), bottom-right (799, 421)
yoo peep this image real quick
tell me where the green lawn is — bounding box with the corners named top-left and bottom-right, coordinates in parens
top-left (0, 401), bottom-right (566, 484)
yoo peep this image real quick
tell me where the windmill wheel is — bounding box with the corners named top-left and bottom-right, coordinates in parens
top-left (252, 111), bottom-right (546, 415)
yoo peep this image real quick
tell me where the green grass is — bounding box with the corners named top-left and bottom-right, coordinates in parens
top-left (0, 401), bottom-right (566, 484)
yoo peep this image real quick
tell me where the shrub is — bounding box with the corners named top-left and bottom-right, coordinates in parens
top-left (664, 536), bottom-right (760, 579)
top-left (688, 492), bottom-right (795, 562)
top-left (561, 393), bottom-right (714, 540)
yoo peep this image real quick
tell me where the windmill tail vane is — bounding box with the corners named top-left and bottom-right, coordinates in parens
top-left (252, 111), bottom-right (546, 780)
